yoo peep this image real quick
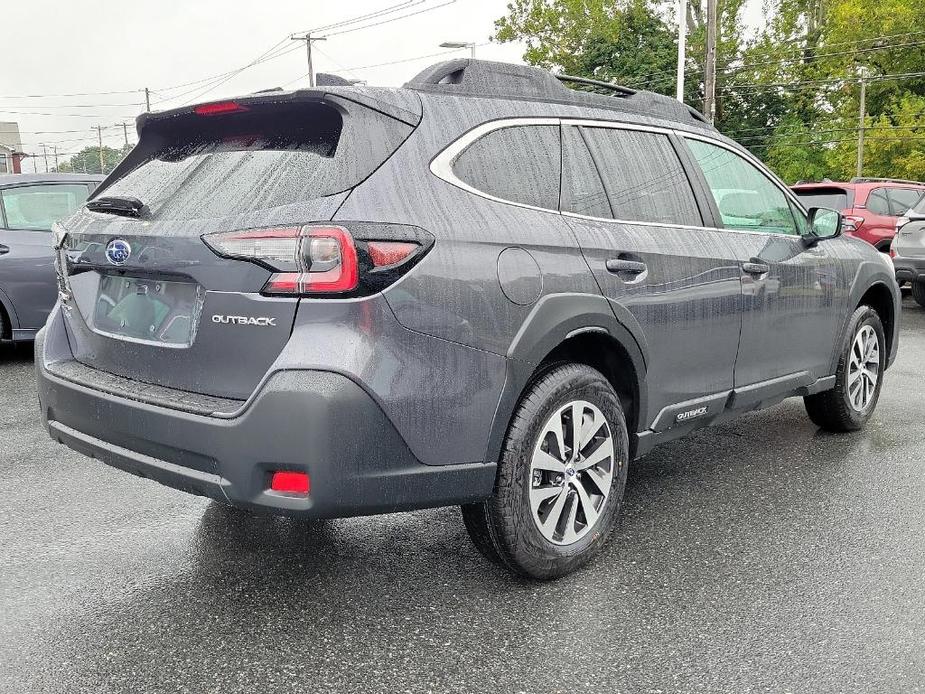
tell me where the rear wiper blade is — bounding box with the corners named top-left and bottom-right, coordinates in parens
top-left (86, 195), bottom-right (147, 218)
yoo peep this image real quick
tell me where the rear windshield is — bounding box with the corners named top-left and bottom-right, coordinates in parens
top-left (100, 99), bottom-right (412, 221)
top-left (793, 188), bottom-right (850, 210)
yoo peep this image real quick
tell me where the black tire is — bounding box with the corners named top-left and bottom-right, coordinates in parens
top-left (912, 280), bottom-right (925, 308)
top-left (462, 363), bottom-right (629, 580)
top-left (0, 306), bottom-right (7, 342)
top-left (804, 305), bottom-right (885, 432)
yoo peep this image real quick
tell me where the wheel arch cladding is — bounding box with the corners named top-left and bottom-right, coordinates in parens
top-left (484, 293), bottom-right (648, 466)
top-left (857, 282), bottom-right (895, 360)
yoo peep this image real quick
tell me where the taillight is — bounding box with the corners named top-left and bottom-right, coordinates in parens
top-left (194, 101), bottom-right (248, 116)
top-left (842, 215), bottom-right (864, 233)
top-left (202, 223), bottom-right (433, 297)
top-left (264, 226), bottom-right (359, 295)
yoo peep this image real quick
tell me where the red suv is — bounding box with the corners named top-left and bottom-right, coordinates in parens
top-left (792, 178), bottom-right (925, 252)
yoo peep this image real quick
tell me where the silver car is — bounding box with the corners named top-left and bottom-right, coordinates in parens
top-left (0, 173), bottom-right (103, 342)
top-left (892, 196), bottom-right (925, 307)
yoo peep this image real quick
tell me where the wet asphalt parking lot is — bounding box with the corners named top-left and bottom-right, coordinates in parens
top-left (2, 298), bottom-right (924, 694)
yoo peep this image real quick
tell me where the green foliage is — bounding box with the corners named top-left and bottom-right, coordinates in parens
top-left (55, 145), bottom-right (130, 174)
top-left (494, 0), bottom-right (925, 183)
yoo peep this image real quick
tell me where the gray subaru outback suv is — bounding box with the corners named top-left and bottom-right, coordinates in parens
top-left (36, 60), bottom-right (900, 578)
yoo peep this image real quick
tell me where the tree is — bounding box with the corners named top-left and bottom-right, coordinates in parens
top-left (55, 144), bottom-right (130, 174)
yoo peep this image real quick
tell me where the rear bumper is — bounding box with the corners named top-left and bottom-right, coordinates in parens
top-left (36, 318), bottom-right (497, 519)
top-left (893, 254), bottom-right (925, 283)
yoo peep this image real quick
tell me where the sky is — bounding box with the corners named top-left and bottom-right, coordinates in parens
top-left (2, 0), bottom-right (761, 172)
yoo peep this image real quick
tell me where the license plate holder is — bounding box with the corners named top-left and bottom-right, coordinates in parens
top-left (91, 274), bottom-right (203, 347)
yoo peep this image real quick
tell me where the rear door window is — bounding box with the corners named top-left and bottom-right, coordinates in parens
top-left (100, 99), bottom-right (413, 221)
top-left (866, 188), bottom-right (891, 215)
top-left (577, 126), bottom-right (702, 225)
top-left (685, 138), bottom-right (798, 236)
top-left (0, 183), bottom-right (90, 231)
top-left (888, 188), bottom-right (925, 216)
top-left (452, 125), bottom-right (561, 210)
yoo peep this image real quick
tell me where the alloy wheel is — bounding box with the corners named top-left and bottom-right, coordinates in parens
top-left (528, 400), bottom-right (615, 546)
top-left (847, 324), bottom-right (880, 412)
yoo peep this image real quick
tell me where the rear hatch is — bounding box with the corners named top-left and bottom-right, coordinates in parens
top-left (895, 197), bottom-right (925, 258)
top-left (791, 185), bottom-right (854, 211)
top-left (56, 91), bottom-right (419, 400)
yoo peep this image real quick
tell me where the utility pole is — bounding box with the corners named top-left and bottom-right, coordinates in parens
top-left (122, 122), bottom-right (129, 147)
top-left (703, 0), bottom-right (718, 122)
top-left (291, 33), bottom-right (327, 87)
top-left (676, 0), bottom-right (687, 102)
top-left (42, 144), bottom-right (49, 173)
top-left (856, 77), bottom-right (867, 178)
top-left (53, 146), bottom-right (58, 171)
top-left (144, 87), bottom-right (151, 112)
top-left (96, 125), bottom-right (104, 174)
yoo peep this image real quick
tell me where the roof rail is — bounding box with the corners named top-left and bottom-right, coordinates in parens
top-left (850, 176), bottom-right (925, 185)
top-left (555, 74), bottom-right (635, 97)
top-left (404, 59), bottom-right (714, 130)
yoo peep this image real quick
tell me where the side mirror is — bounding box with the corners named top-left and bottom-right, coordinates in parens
top-left (805, 207), bottom-right (842, 245)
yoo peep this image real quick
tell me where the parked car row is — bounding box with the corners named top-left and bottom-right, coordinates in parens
top-left (792, 177), bottom-right (925, 306)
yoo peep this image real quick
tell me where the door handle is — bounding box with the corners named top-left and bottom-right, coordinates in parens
top-left (742, 261), bottom-right (769, 276)
top-left (606, 258), bottom-right (647, 275)
top-left (0, 244), bottom-right (9, 256)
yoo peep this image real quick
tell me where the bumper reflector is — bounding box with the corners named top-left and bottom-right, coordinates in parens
top-left (270, 471), bottom-right (310, 495)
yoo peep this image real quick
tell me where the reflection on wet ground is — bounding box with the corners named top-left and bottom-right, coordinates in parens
top-left (2, 300), bottom-right (924, 693)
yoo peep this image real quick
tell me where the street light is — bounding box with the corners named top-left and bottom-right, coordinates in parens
top-left (440, 41), bottom-right (477, 58)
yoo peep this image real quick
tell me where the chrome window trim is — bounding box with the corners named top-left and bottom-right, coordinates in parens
top-left (429, 117), bottom-right (564, 215)
top-left (429, 116), bottom-right (807, 239)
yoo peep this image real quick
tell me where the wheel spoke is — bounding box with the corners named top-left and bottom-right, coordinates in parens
top-left (584, 467), bottom-right (611, 496)
top-left (570, 403), bottom-right (583, 459)
top-left (560, 492), bottom-right (580, 544)
top-left (847, 367), bottom-right (863, 387)
top-left (578, 409), bottom-right (603, 452)
top-left (572, 480), bottom-right (599, 528)
top-left (539, 489), bottom-right (568, 535)
top-left (550, 416), bottom-right (567, 462)
top-left (853, 379), bottom-right (865, 409)
top-left (530, 484), bottom-right (563, 506)
top-left (575, 440), bottom-right (613, 471)
top-left (532, 449), bottom-right (566, 474)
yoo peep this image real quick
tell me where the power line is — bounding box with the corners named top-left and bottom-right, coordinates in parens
top-left (625, 32), bottom-right (925, 89)
top-left (293, 1), bottom-right (422, 35)
top-left (321, 0), bottom-right (457, 37)
top-left (723, 70), bottom-right (925, 91)
top-left (0, 89), bottom-right (144, 99)
top-left (0, 102), bottom-right (144, 109)
top-left (344, 44), bottom-right (480, 72)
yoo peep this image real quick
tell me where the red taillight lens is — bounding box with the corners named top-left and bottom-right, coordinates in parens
top-left (367, 241), bottom-right (419, 267)
top-left (842, 215), bottom-right (864, 233)
top-left (194, 101), bottom-right (248, 116)
top-left (270, 471), bottom-right (310, 495)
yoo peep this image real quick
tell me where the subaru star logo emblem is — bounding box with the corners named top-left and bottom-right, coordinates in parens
top-left (105, 239), bottom-right (131, 265)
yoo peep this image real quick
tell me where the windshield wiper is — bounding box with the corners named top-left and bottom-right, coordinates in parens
top-left (86, 195), bottom-right (147, 218)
